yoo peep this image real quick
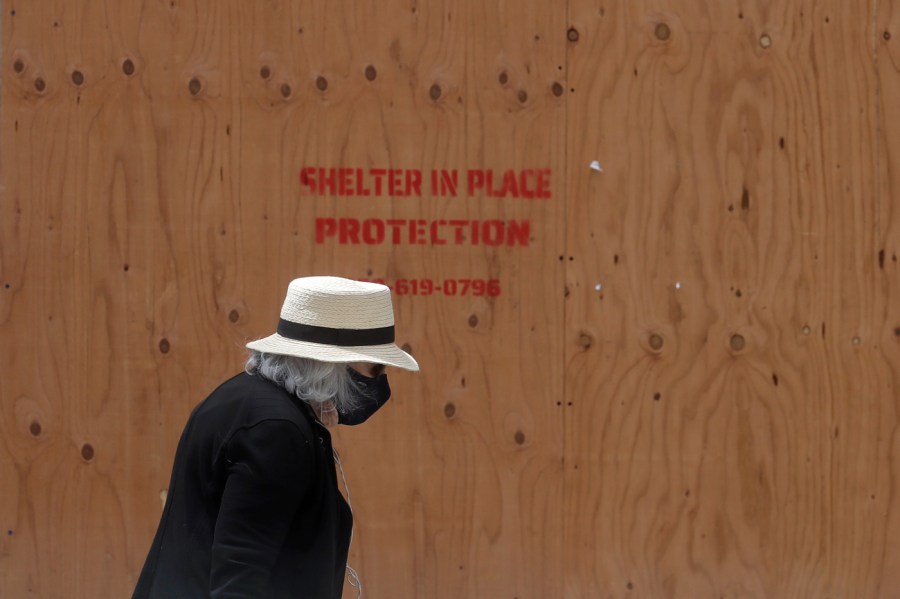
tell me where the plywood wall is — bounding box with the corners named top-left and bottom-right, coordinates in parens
top-left (1, 1), bottom-right (897, 597)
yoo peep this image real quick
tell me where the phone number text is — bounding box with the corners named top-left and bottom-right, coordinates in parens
top-left (360, 278), bottom-right (501, 297)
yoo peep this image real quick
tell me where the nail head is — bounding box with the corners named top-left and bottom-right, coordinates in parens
top-left (364, 65), bottom-right (377, 81)
top-left (759, 34), bottom-right (772, 48)
top-left (552, 82), bottom-right (564, 97)
top-left (188, 77), bottom-right (202, 95)
top-left (71, 70), bottom-right (84, 86)
top-left (122, 59), bottom-right (135, 76)
top-left (730, 334), bottom-right (746, 352)
top-left (567, 27), bottom-right (580, 42)
top-left (34, 77), bottom-right (46, 92)
top-left (429, 83), bottom-right (442, 100)
top-left (315, 75), bottom-right (328, 91)
top-left (13, 59), bottom-right (25, 73)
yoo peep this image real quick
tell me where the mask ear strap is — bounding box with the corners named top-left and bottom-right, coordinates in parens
top-left (334, 448), bottom-right (362, 598)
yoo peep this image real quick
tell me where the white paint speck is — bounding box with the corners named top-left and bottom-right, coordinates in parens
top-left (674, 282), bottom-right (682, 290)
top-left (594, 283), bottom-right (603, 292)
top-left (589, 160), bottom-right (604, 172)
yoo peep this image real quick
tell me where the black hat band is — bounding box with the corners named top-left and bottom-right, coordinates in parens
top-left (277, 319), bottom-right (395, 347)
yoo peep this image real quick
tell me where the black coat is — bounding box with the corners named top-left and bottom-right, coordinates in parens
top-left (133, 372), bottom-right (352, 598)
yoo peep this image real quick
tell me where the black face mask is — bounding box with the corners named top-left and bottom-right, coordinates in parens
top-left (339, 367), bottom-right (392, 425)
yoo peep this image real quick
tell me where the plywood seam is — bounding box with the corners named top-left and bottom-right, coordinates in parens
top-left (561, 2), bottom-right (571, 596)
top-left (872, 0), bottom-right (882, 232)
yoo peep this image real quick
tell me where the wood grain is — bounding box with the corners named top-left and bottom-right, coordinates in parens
top-left (1, 0), bottom-right (567, 597)
top-left (1, 0), bottom-right (897, 597)
top-left (875, 0), bottom-right (900, 593)
top-left (563, 0), bottom-right (899, 597)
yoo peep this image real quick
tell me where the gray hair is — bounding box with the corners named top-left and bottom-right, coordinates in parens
top-left (245, 351), bottom-right (363, 418)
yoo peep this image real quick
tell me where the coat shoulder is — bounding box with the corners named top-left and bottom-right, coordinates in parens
top-left (197, 372), bottom-right (317, 438)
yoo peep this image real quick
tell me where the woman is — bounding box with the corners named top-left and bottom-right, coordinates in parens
top-left (133, 276), bottom-right (419, 598)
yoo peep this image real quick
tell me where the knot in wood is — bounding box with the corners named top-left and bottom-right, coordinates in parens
top-left (578, 333), bottom-right (593, 350)
top-left (81, 444), bottom-right (95, 461)
top-left (654, 23), bottom-right (671, 41)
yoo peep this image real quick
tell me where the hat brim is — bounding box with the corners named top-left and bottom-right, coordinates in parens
top-left (246, 333), bottom-right (420, 372)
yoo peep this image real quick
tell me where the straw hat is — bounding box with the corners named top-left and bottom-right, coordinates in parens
top-left (246, 276), bottom-right (419, 371)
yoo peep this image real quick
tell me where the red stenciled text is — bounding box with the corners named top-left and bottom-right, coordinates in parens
top-left (465, 169), bottom-right (551, 199)
top-left (360, 278), bottom-right (502, 297)
top-left (300, 167), bottom-right (551, 199)
top-left (315, 218), bottom-right (531, 246)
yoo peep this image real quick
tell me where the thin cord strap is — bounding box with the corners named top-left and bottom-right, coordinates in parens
top-left (334, 448), bottom-right (363, 598)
